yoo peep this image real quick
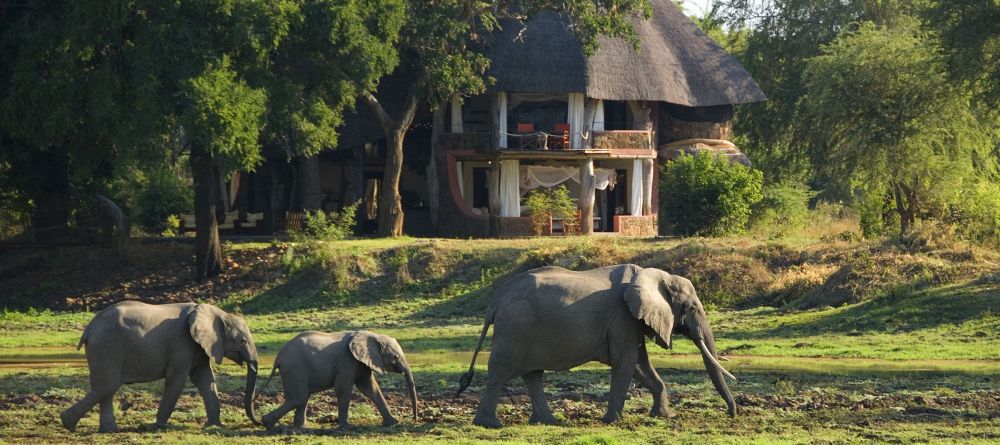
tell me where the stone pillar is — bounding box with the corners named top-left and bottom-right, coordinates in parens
top-left (579, 159), bottom-right (595, 234)
top-left (488, 160), bottom-right (501, 236)
top-left (642, 158), bottom-right (654, 216)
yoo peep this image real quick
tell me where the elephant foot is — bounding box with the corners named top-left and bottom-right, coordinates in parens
top-left (473, 413), bottom-right (502, 428)
top-left (528, 412), bottom-right (559, 425)
top-left (600, 412), bottom-right (622, 424)
top-left (337, 422), bottom-right (354, 430)
top-left (59, 410), bottom-right (79, 432)
top-left (203, 420), bottom-right (224, 429)
top-left (261, 413), bottom-right (278, 431)
top-left (382, 416), bottom-right (399, 427)
top-left (97, 423), bottom-right (120, 433)
top-left (649, 404), bottom-right (673, 418)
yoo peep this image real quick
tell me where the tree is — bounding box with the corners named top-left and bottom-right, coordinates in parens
top-left (926, 0), bottom-right (1000, 108)
top-left (711, 0), bottom-right (926, 191)
top-left (362, 0), bottom-right (652, 237)
top-left (800, 20), bottom-right (992, 234)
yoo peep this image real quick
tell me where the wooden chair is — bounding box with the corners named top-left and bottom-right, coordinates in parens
top-left (239, 212), bottom-right (264, 233)
top-left (517, 123), bottom-right (541, 150)
top-left (179, 214), bottom-right (196, 233)
top-left (553, 123), bottom-right (571, 150)
top-left (218, 210), bottom-right (239, 231)
top-left (285, 211), bottom-right (304, 232)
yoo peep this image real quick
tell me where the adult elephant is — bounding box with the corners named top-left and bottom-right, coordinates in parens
top-left (456, 264), bottom-right (736, 427)
top-left (60, 301), bottom-right (260, 432)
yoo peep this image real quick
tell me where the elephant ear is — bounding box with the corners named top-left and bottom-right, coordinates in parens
top-left (623, 268), bottom-right (675, 349)
top-left (349, 331), bottom-right (386, 375)
top-left (189, 304), bottom-right (225, 365)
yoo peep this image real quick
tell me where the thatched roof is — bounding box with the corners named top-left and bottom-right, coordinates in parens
top-left (484, 0), bottom-right (765, 107)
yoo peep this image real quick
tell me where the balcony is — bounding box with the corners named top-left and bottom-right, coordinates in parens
top-left (439, 130), bottom-right (653, 153)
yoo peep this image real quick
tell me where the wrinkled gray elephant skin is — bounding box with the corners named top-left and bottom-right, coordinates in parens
top-left (258, 330), bottom-right (417, 430)
top-left (456, 264), bottom-right (737, 427)
top-left (60, 301), bottom-right (260, 433)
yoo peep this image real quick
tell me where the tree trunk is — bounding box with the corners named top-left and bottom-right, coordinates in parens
top-left (298, 155), bottom-right (323, 210)
top-left (579, 159), bottom-right (595, 234)
top-left (26, 150), bottom-right (71, 230)
top-left (893, 182), bottom-right (914, 234)
top-left (190, 144), bottom-right (223, 280)
top-left (377, 129), bottom-right (406, 237)
top-left (427, 107), bottom-right (444, 229)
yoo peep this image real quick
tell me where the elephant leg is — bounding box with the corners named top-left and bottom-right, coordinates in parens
top-left (262, 397), bottom-right (305, 430)
top-left (62, 361), bottom-right (122, 433)
top-left (335, 387), bottom-right (353, 429)
top-left (634, 344), bottom-right (670, 418)
top-left (262, 373), bottom-right (309, 430)
top-left (356, 373), bottom-right (398, 427)
top-left (155, 368), bottom-right (188, 427)
top-left (292, 405), bottom-right (306, 428)
top-left (523, 371), bottom-right (557, 425)
top-left (98, 396), bottom-right (118, 433)
top-left (190, 363), bottom-right (222, 427)
top-left (602, 348), bottom-right (639, 424)
top-left (473, 364), bottom-right (519, 428)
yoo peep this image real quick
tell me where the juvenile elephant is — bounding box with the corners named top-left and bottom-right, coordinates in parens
top-left (456, 264), bottom-right (736, 427)
top-left (258, 330), bottom-right (417, 430)
top-left (60, 301), bottom-right (260, 432)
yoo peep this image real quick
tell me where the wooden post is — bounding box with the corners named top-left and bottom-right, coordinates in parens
top-left (642, 158), bottom-right (654, 215)
top-left (579, 158), bottom-right (595, 234)
top-left (427, 107), bottom-right (444, 229)
top-left (488, 159), bottom-right (500, 236)
top-left (489, 93), bottom-right (502, 150)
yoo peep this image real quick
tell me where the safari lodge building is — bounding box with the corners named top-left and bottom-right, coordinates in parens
top-left (229, 0), bottom-right (765, 238)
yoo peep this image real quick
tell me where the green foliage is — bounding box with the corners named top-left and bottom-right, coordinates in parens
top-left (750, 181), bottom-right (816, 238)
top-left (801, 20), bottom-right (994, 234)
top-left (926, 0), bottom-right (1000, 107)
top-left (523, 185), bottom-right (578, 235)
top-left (660, 153), bottom-right (764, 236)
top-left (180, 57), bottom-right (268, 173)
top-left (290, 201), bottom-right (360, 242)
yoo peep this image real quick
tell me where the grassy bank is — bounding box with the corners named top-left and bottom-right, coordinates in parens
top-left (1, 236), bottom-right (999, 443)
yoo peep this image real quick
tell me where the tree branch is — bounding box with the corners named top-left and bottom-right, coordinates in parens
top-left (361, 91), bottom-right (394, 132)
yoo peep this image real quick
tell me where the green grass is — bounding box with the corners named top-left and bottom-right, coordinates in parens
top-left (1, 237), bottom-right (999, 443)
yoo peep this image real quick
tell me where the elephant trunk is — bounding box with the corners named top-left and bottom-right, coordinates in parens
top-left (244, 361), bottom-right (260, 425)
top-left (404, 367), bottom-right (418, 421)
top-left (694, 323), bottom-right (737, 417)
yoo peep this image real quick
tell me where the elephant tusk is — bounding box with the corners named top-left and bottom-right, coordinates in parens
top-left (698, 339), bottom-right (737, 382)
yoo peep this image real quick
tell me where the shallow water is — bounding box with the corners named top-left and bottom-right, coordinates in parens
top-left (2, 347), bottom-right (998, 375)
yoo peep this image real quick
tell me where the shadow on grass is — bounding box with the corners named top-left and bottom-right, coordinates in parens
top-left (729, 281), bottom-right (999, 340)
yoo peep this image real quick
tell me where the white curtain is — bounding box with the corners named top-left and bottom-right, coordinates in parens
top-left (500, 159), bottom-right (520, 217)
top-left (498, 92), bottom-right (508, 149)
top-left (630, 159), bottom-right (643, 216)
top-left (455, 161), bottom-right (465, 200)
top-left (593, 100), bottom-right (605, 131)
top-left (519, 165), bottom-right (616, 191)
top-left (450, 95), bottom-right (463, 133)
top-left (568, 93), bottom-right (585, 149)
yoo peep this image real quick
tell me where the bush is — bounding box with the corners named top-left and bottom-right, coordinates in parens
top-left (523, 185), bottom-right (577, 235)
top-left (660, 152), bottom-right (764, 236)
top-left (110, 166), bottom-right (192, 235)
top-left (290, 201), bottom-right (359, 242)
top-left (750, 181), bottom-right (816, 238)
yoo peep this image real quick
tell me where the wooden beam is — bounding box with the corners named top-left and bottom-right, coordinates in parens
top-left (579, 159), bottom-right (595, 234)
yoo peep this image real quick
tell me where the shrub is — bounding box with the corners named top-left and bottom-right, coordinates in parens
top-left (660, 152), bottom-right (764, 236)
top-left (110, 166), bottom-right (192, 235)
top-left (290, 201), bottom-right (359, 242)
top-left (523, 185), bottom-right (578, 235)
top-left (750, 181), bottom-right (816, 238)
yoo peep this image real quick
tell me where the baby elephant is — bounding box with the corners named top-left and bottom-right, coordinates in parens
top-left (258, 330), bottom-right (417, 430)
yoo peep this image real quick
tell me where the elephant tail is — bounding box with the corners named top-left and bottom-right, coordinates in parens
top-left (455, 313), bottom-right (492, 397)
top-left (76, 322), bottom-right (91, 350)
top-left (261, 363), bottom-right (280, 390)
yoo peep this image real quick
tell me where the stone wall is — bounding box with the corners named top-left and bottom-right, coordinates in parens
top-left (613, 215), bottom-right (658, 237)
top-left (590, 131), bottom-right (652, 150)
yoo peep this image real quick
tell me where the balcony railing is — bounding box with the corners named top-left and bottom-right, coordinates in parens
top-left (440, 130), bottom-right (653, 152)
